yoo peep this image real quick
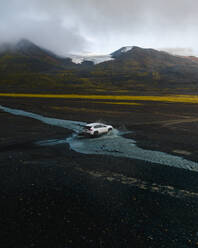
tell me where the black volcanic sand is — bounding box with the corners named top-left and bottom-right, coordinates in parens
top-left (1, 97), bottom-right (198, 248)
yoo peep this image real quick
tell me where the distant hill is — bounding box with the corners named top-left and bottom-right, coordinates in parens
top-left (93, 46), bottom-right (198, 92)
top-left (0, 39), bottom-right (76, 73)
top-left (0, 39), bottom-right (198, 94)
top-left (186, 56), bottom-right (198, 63)
top-left (107, 46), bottom-right (198, 80)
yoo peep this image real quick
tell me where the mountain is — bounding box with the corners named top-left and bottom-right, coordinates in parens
top-left (0, 39), bottom-right (76, 73)
top-left (0, 39), bottom-right (84, 93)
top-left (186, 56), bottom-right (198, 63)
top-left (110, 46), bottom-right (198, 72)
top-left (111, 46), bottom-right (133, 58)
top-left (1, 39), bottom-right (198, 94)
top-left (93, 46), bottom-right (198, 91)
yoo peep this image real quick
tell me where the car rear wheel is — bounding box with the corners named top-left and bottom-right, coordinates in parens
top-left (108, 128), bottom-right (112, 132)
top-left (93, 131), bottom-right (99, 137)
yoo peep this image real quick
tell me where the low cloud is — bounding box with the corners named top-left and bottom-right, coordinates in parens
top-left (160, 48), bottom-right (195, 56)
top-left (1, 0), bottom-right (198, 55)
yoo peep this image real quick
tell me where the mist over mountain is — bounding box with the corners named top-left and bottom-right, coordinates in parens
top-left (2, 0), bottom-right (198, 55)
top-left (0, 39), bottom-right (77, 73)
top-left (1, 39), bottom-right (198, 94)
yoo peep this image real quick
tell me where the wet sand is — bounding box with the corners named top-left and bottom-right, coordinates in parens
top-left (1, 96), bottom-right (198, 248)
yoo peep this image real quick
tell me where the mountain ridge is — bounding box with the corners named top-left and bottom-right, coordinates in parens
top-left (1, 39), bottom-right (198, 94)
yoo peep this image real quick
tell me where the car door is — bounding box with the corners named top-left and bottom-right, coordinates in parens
top-left (100, 125), bottom-right (108, 134)
top-left (94, 125), bottom-right (102, 134)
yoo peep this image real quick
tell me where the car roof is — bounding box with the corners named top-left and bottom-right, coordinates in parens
top-left (86, 123), bottom-right (107, 127)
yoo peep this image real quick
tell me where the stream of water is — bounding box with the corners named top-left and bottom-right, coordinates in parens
top-left (1, 105), bottom-right (197, 172)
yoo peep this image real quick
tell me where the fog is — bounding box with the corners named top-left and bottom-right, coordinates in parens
top-left (1, 0), bottom-right (198, 55)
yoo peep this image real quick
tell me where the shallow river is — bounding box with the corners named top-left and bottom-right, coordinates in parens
top-left (0, 105), bottom-right (197, 172)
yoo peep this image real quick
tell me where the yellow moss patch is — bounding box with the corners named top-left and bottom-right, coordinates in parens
top-left (1, 93), bottom-right (198, 104)
top-left (94, 101), bottom-right (142, 106)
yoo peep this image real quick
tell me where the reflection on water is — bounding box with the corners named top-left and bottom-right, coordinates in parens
top-left (0, 105), bottom-right (198, 172)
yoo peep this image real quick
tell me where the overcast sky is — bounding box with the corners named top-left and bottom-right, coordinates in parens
top-left (1, 0), bottom-right (198, 55)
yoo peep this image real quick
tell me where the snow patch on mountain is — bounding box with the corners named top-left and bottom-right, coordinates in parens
top-left (67, 46), bottom-right (134, 64)
top-left (69, 54), bottom-right (114, 64)
top-left (120, 46), bottom-right (133, 53)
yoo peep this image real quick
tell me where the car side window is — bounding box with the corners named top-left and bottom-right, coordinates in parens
top-left (95, 125), bottom-right (102, 128)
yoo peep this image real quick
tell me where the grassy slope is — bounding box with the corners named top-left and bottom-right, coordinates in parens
top-left (1, 46), bottom-right (198, 95)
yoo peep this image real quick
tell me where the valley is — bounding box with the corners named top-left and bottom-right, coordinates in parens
top-left (1, 40), bottom-right (198, 247)
top-left (1, 95), bottom-right (198, 247)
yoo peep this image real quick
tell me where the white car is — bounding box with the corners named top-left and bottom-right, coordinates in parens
top-left (82, 123), bottom-right (113, 137)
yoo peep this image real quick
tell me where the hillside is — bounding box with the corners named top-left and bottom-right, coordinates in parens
top-left (0, 39), bottom-right (78, 73)
top-left (0, 39), bottom-right (88, 93)
top-left (93, 46), bottom-right (198, 91)
top-left (0, 40), bottom-right (198, 94)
